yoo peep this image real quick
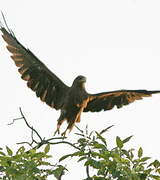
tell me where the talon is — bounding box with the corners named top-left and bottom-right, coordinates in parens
top-left (61, 130), bottom-right (67, 137)
top-left (53, 129), bottom-right (59, 136)
top-left (54, 125), bottom-right (61, 136)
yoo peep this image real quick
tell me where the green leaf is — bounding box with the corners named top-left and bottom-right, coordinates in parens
top-left (123, 135), bottom-right (133, 144)
top-left (121, 149), bottom-right (129, 157)
top-left (28, 149), bottom-right (36, 154)
top-left (85, 159), bottom-right (101, 169)
top-left (39, 161), bottom-right (52, 166)
top-left (44, 144), bottom-right (50, 154)
top-left (16, 146), bottom-right (25, 155)
top-left (95, 132), bottom-right (107, 145)
top-left (52, 165), bottom-right (67, 179)
top-left (77, 156), bottom-right (87, 162)
top-left (59, 154), bottom-right (72, 162)
top-left (152, 160), bottom-right (160, 168)
top-left (138, 147), bottom-right (143, 158)
top-left (92, 143), bottom-right (106, 149)
top-left (0, 151), bottom-right (6, 156)
top-left (99, 125), bottom-right (114, 135)
top-left (116, 136), bottom-right (123, 148)
top-left (140, 157), bottom-right (151, 162)
top-left (6, 146), bottom-right (13, 156)
top-left (150, 175), bottom-right (160, 179)
top-left (78, 138), bottom-right (87, 144)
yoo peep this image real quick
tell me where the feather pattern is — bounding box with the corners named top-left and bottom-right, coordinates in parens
top-left (1, 17), bottom-right (160, 136)
top-left (1, 27), bottom-right (69, 110)
top-left (84, 90), bottom-right (160, 112)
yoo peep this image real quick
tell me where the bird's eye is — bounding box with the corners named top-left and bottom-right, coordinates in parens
top-left (79, 76), bottom-right (84, 80)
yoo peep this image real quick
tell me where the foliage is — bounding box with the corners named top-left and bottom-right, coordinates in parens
top-left (59, 127), bottom-right (160, 180)
top-left (1, 111), bottom-right (160, 180)
top-left (0, 145), bottom-right (66, 180)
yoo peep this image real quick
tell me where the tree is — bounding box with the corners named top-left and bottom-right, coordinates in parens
top-left (0, 145), bottom-right (66, 180)
top-left (0, 108), bottom-right (160, 180)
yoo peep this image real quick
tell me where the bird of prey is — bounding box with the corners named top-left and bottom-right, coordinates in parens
top-left (1, 18), bottom-right (160, 136)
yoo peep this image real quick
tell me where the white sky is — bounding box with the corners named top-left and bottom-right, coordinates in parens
top-left (1, 0), bottom-right (160, 179)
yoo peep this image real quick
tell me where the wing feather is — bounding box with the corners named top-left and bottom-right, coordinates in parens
top-left (84, 90), bottom-right (160, 112)
top-left (1, 26), bottom-right (69, 110)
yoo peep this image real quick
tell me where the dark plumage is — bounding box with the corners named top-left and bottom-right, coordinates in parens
top-left (1, 19), bottom-right (160, 136)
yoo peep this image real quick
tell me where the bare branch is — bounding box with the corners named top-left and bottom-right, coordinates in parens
top-left (86, 165), bottom-right (90, 179)
top-left (10, 108), bottom-right (81, 151)
top-left (33, 139), bottom-right (81, 150)
top-left (7, 117), bottom-right (23, 125)
top-left (49, 141), bottom-right (81, 150)
top-left (75, 125), bottom-right (84, 134)
top-left (16, 141), bottom-right (33, 147)
top-left (19, 107), bottom-right (43, 142)
top-left (46, 137), bottom-right (67, 141)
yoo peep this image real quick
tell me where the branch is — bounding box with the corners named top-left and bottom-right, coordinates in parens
top-left (9, 108), bottom-right (81, 151)
top-left (7, 117), bottom-right (23, 125)
top-left (16, 141), bottom-right (33, 147)
top-left (86, 165), bottom-right (90, 179)
top-left (30, 138), bottom-right (81, 150)
top-left (19, 107), bottom-right (43, 142)
top-left (48, 141), bottom-right (80, 150)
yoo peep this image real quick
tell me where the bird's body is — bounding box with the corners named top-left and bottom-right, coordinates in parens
top-left (1, 17), bottom-right (160, 136)
top-left (57, 78), bottom-right (89, 135)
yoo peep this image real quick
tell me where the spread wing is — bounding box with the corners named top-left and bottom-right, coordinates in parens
top-left (0, 25), bottom-right (69, 110)
top-left (84, 90), bottom-right (160, 112)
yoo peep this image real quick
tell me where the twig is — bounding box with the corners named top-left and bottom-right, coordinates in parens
top-left (49, 141), bottom-right (81, 150)
top-left (10, 108), bottom-right (81, 151)
top-left (46, 137), bottom-right (67, 141)
top-left (19, 107), bottom-right (43, 142)
top-left (33, 140), bottom-right (81, 150)
top-left (7, 117), bottom-right (23, 125)
top-left (16, 141), bottom-right (33, 147)
top-left (75, 125), bottom-right (84, 134)
top-left (86, 165), bottom-right (90, 179)
top-left (85, 149), bottom-right (91, 179)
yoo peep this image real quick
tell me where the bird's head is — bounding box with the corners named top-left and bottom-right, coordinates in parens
top-left (72, 75), bottom-right (86, 88)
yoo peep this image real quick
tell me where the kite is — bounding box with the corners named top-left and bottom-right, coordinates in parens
top-left (1, 18), bottom-right (160, 136)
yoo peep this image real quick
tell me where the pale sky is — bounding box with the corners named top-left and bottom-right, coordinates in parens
top-left (1, 0), bottom-right (160, 179)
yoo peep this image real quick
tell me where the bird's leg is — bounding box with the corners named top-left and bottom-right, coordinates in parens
top-left (61, 129), bottom-right (68, 137)
top-left (54, 120), bottom-right (66, 136)
top-left (61, 121), bottom-right (75, 137)
top-left (54, 124), bottom-right (61, 136)
top-left (54, 113), bottom-right (66, 136)
top-left (75, 114), bottom-right (81, 122)
top-left (61, 127), bottom-right (72, 137)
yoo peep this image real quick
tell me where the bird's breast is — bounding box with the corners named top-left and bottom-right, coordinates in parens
top-left (63, 89), bottom-right (89, 111)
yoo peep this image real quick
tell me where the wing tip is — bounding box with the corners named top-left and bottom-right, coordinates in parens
top-left (0, 11), bottom-right (4, 29)
top-left (150, 90), bottom-right (160, 94)
top-left (0, 12), bottom-right (15, 38)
